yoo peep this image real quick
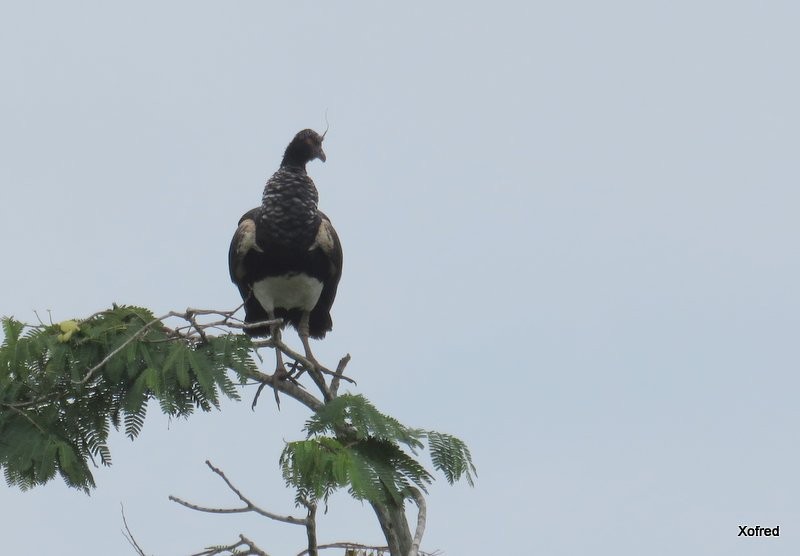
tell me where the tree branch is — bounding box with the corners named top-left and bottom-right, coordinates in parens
top-left (120, 504), bottom-right (148, 556)
top-left (3, 404), bottom-right (47, 433)
top-left (190, 534), bottom-right (270, 556)
top-left (169, 460), bottom-right (307, 526)
top-left (62, 305), bottom-right (350, 413)
top-left (407, 487), bottom-right (427, 556)
top-left (4, 304), bottom-right (430, 556)
top-left (238, 364), bottom-right (323, 412)
top-left (304, 501), bottom-right (318, 556)
top-left (296, 542), bottom-right (389, 555)
top-left (296, 543), bottom-right (441, 556)
top-left (371, 499), bottom-right (413, 556)
top-left (330, 354), bottom-right (352, 398)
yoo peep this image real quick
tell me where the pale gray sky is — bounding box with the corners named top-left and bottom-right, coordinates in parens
top-left (2, 2), bottom-right (799, 555)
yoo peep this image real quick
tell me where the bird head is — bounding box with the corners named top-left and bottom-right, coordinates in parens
top-left (281, 129), bottom-right (327, 168)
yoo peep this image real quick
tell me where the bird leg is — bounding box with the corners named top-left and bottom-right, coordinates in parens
top-left (298, 311), bottom-right (319, 370)
top-left (268, 311), bottom-right (289, 379)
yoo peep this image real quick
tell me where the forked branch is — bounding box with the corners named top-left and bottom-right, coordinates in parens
top-left (169, 460), bottom-right (306, 526)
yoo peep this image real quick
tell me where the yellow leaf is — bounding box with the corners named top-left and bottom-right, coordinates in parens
top-left (57, 320), bottom-right (80, 343)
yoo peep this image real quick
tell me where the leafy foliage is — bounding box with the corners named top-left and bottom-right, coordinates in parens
top-left (427, 431), bottom-right (476, 487)
top-left (1, 303), bottom-right (477, 555)
top-left (0, 306), bottom-right (254, 492)
top-left (280, 394), bottom-right (476, 507)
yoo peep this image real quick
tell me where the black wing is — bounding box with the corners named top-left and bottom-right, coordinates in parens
top-left (308, 210), bottom-right (343, 338)
top-left (228, 207), bottom-right (271, 336)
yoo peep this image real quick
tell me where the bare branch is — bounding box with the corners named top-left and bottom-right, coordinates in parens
top-left (263, 338), bottom-right (355, 383)
top-left (407, 487), bottom-right (427, 556)
top-left (185, 310), bottom-right (209, 344)
top-left (142, 305), bottom-right (346, 410)
top-left (1, 393), bottom-right (59, 410)
top-left (3, 404), bottom-right (47, 433)
top-left (240, 365), bottom-right (323, 412)
top-left (169, 461), bottom-right (307, 526)
top-left (241, 318), bottom-right (283, 331)
top-left (249, 337), bottom-right (355, 408)
top-left (190, 534), bottom-right (270, 556)
top-left (240, 535), bottom-right (271, 556)
top-left (32, 309), bottom-right (49, 327)
top-left (297, 542), bottom-right (444, 556)
top-left (168, 495), bottom-right (252, 515)
top-left (330, 354), bottom-right (352, 398)
top-left (120, 504), bottom-right (148, 556)
top-left (181, 305), bottom-right (244, 318)
top-left (304, 502), bottom-right (318, 556)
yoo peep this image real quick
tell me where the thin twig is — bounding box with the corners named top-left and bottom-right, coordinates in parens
top-left (168, 495), bottom-right (253, 515)
top-left (186, 310), bottom-right (209, 344)
top-left (32, 310), bottom-right (47, 327)
top-left (182, 305), bottom-right (244, 317)
top-left (330, 354), bottom-right (352, 398)
top-left (120, 503), bottom-right (148, 556)
top-left (3, 405), bottom-right (47, 434)
top-left (2, 391), bottom-right (60, 410)
top-left (190, 535), bottom-right (270, 556)
top-left (169, 461), bottom-right (307, 526)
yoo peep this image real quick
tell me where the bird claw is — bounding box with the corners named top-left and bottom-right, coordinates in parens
top-left (275, 360), bottom-right (302, 384)
top-left (273, 362), bottom-right (289, 379)
top-left (271, 360), bottom-right (303, 410)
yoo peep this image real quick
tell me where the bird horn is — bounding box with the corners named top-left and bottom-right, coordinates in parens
top-left (321, 110), bottom-right (329, 140)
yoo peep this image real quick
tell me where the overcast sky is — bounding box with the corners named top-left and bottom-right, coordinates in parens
top-left (1, 2), bottom-right (799, 555)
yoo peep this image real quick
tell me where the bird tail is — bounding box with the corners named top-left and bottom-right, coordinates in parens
top-left (242, 294), bottom-right (272, 337)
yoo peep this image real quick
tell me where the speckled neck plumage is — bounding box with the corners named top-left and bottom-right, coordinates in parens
top-left (259, 166), bottom-right (321, 249)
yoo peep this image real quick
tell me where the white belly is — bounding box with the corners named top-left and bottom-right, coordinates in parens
top-left (252, 274), bottom-right (323, 313)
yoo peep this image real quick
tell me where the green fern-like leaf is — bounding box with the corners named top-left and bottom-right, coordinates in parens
top-left (1, 306), bottom-right (253, 492)
top-left (283, 394), bottom-right (477, 507)
top-left (306, 394), bottom-right (423, 451)
top-left (426, 430), bottom-right (477, 487)
top-left (349, 438), bottom-right (432, 504)
top-left (123, 403), bottom-right (147, 440)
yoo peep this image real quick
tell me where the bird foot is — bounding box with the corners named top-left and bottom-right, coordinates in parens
top-left (271, 360), bottom-right (303, 410)
top-left (274, 360), bottom-right (302, 384)
top-left (288, 354), bottom-right (320, 383)
top-left (273, 362), bottom-right (289, 380)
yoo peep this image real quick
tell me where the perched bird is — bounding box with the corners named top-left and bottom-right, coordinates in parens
top-left (229, 129), bottom-right (342, 375)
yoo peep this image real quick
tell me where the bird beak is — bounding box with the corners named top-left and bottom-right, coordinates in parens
top-left (317, 147), bottom-right (327, 163)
